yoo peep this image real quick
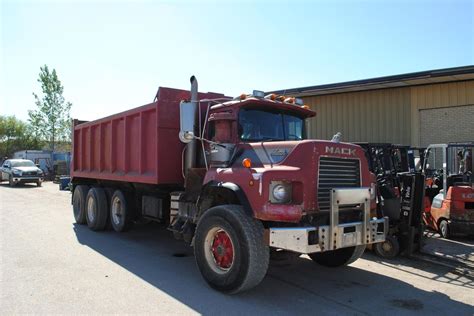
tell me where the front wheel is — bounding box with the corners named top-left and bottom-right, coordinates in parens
top-left (374, 235), bottom-right (400, 258)
top-left (9, 175), bottom-right (15, 187)
top-left (194, 205), bottom-right (269, 294)
top-left (309, 245), bottom-right (366, 267)
top-left (438, 219), bottom-right (450, 239)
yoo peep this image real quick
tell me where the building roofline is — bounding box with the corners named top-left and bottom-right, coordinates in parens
top-left (270, 65), bottom-right (474, 97)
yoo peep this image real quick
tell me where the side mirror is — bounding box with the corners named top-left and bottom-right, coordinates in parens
top-left (36, 164), bottom-right (40, 168)
top-left (179, 101), bottom-right (196, 143)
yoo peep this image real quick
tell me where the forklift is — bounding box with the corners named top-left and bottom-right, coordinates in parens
top-left (422, 142), bottom-right (474, 238)
top-left (357, 143), bottom-right (425, 258)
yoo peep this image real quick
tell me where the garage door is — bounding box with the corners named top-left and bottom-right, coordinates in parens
top-left (420, 105), bottom-right (474, 147)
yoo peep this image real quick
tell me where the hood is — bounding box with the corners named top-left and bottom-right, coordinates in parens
top-left (242, 139), bottom-right (364, 166)
top-left (12, 166), bottom-right (42, 173)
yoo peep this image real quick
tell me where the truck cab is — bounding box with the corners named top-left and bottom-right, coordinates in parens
top-left (174, 79), bottom-right (387, 292)
top-left (423, 143), bottom-right (474, 238)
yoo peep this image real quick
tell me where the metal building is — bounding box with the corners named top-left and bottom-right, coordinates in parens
top-left (273, 66), bottom-right (474, 147)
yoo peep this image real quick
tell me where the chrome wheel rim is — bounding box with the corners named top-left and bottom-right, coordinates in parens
top-left (111, 196), bottom-right (123, 226)
top-left (87, 196), bottom-right (96, 222)
top-left (204, 227), bottom-right (235, 274)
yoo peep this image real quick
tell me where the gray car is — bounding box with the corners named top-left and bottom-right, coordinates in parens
top-left (1, 159), bottom-right (44, 187)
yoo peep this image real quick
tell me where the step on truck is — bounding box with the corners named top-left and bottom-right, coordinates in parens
top-left (71, 76), bottom-right (388, 293)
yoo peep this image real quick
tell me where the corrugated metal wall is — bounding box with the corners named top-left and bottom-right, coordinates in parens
top-left (303, 80), bottom-right (474, 147)
top-left (304, 87), bottom-right (411, 144)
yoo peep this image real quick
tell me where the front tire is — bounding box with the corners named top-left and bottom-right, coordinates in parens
top-left (85, 187), bottom-right (108, 231)
top-left (438, 219), bottom-right (450, 239)
top-left (9, 175), bottom-right (15, 187)
top-left (36, 180), bottom-right (42, 187)
top-left (374, 235), bottom-right (400, 258)
top-left (309, 245), bottom-right (366, 267)
top-left (194, 205), bottom-right (269, 294)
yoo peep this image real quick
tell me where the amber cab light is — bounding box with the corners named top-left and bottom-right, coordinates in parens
top-left (265, 94), bottom-right (277, 101)
top-left (242, 158), bottom-right (252, 168)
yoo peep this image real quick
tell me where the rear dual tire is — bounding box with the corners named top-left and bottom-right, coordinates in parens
top-left (85, 187), bottom-right (109, 231)
top-left (110, 190), bottom-right (135, 232)
top-left (73, 185), bottom-right (89, 224)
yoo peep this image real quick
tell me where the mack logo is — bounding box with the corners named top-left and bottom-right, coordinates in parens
top-left (462, 193), bottom-right (474, 199)
top-left (325, 146), bottom-right (356, 156)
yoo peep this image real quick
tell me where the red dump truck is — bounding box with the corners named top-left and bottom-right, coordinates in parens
top-left (71, 76), bottom-right (388, 293)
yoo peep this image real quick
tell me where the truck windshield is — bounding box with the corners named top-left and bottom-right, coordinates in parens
top-left (239, 109), bottom-right (305, 142)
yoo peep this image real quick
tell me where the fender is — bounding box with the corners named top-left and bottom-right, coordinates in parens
top-left (199, 181), bottom-right (254, 216)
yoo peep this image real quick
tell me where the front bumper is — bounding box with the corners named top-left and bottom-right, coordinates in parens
top-left (12, 176), bottom-right (43, 184)
top-left (269, 187), bottom-right (389, 254)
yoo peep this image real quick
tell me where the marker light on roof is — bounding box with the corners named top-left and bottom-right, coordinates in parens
top-left (253, 90), bottom-right (265, 98)
top-left (265, 94), bottom-right (277, 101)
top-left (276, 95), bottom-right (286, 102)
top-left (303, 105), bottom-right (310, 109)
top-left (240, 93), bottom-right (247, 100)
top-left (284, 97), bottom-right (295, 104)
top-left (295, 98), bottom-right (304, 106)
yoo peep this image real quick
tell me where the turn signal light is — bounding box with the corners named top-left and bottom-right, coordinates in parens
top-left (242, 158), bottom-right (252, 168)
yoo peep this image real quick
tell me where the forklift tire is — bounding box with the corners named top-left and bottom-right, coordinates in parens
top-left (85, 187), bottom-right (108, 231)
top-left (374, 235), bottom-right (400, 258)
top-left (194, 204), bottom-right (269, 294)
top-left (309, 245), bottom-right (366, 267)
top-left (438, 219), bottom-right (450, 239)
top-left (110, 190), bottom-right (135, 232)
top-left (73, 185), bottom-right (89, 224)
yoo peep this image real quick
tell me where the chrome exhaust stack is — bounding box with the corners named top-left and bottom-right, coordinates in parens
top-left (180, 75), bottom-right (198, 178)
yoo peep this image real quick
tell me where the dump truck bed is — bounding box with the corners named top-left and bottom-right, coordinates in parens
top-left (71, 87), bottom-right (225, 185)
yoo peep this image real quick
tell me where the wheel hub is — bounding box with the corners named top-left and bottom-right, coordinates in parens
top-left (112, 198), bottom-right (122, 225)
top-left (382, 241), bottom-right (393, 252)
top-left (211, 230), bottom-right (234, 270)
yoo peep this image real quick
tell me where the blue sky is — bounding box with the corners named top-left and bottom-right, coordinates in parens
top-left (1, 0), bottom-right (473, 121)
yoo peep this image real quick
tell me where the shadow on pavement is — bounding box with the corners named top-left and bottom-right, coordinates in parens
top-left (422, 233), bottom-right (474, 263)
top-left (73, 222), bottom-right (473, 315)
top-left (0, 183), bottom-right (39, 189)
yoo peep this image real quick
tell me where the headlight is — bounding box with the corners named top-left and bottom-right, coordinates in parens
top-left (37, 169), bottom-right (43, 174)
top-left (12, 169), bottom-right (21, 176)
top-left (270, 182), bottom-right (292, 204)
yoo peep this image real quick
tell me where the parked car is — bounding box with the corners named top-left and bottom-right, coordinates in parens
top-left (1, 159), bottom-right (44, 187)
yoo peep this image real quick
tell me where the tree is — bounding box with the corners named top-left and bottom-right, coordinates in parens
top-left (28, 65), bottom-right (72, 152)
top-left (0, 115), bottom-right (44, 159)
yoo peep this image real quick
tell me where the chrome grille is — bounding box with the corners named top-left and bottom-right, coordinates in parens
top-left (23, 171), bottom-right (37, 176)
top-left (317, 157), bottom-right (361, 210)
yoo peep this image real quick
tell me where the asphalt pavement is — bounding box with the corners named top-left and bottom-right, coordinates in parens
top-left (1, 182), bottom-right (473, 315)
